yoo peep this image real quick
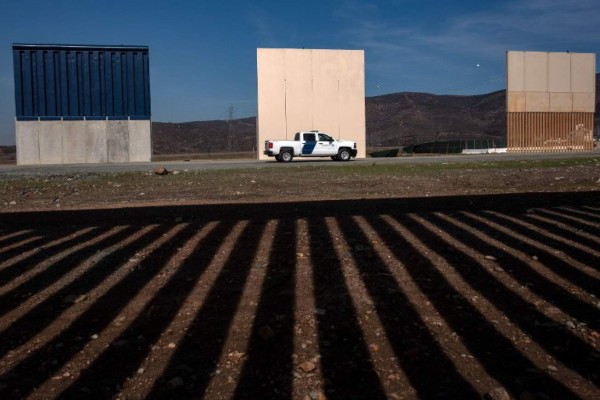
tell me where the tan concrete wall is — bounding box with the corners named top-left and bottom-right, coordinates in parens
top-left (39, 120), bottom-right (63, 164)
top-left (257, 48), bottom-right (366, 159)
top-left (16, 121), bottom-right (40, 165)
top-left (507, 51), bottom-right (596, 113)
top-left (129, 120), bottom-right (152, 162)
top-left (16, 118), bottom-right (151, 165)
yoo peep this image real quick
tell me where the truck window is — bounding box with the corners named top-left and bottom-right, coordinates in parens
top-left (294, 132), bottom-right (300, 141)
top-left (304, 133), bottom-right (316, 141)
top-left (318, 133), bottom-right (333, 141)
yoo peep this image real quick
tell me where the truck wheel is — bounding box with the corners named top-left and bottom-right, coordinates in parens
top-left (280, 150), bottom-right (293, 162)
top-left (338, 148), bottom-right (351, 161)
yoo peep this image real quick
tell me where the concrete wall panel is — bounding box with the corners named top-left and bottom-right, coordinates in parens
top-left (63, 121), bottom-right (87, 164)
top-left (571, 53), bottom-right (595, 93)
top-left (524, 52), bottom-right (548, 92)
top-left (548, 53), bottom-right (571, 93)
top-left (39, 120), bottom-right (63, 164)
top-left (284, 49), bottom-right (313, 138)
top-left (257, 49), bottom-right (287, 141)
top-left (257, 48), bottom-right (366, 160)
top-left (549, 93), bottom-right (573, 112)
top-left (85, 120), bottom-right (108, 163)
top-left (129, 120), bottom-right (152, 162)
top-left (107, 120), bottom-right (129, 163)
top-left (573, 92), bottom-right (595, 112)
top-left (16, 121), bottom-right (40, 165)
top-left (507, 92), bottom-right (526, 112)
top-left (525, 92), bottom-right (550, 112)
top-left (507, 51), bottom-right (525, 91)
top-left (312, 50), bottom-right (340, 136)
top-left (339, 50), bottom-right (366, 158)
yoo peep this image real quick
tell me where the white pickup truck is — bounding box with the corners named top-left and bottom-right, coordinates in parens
top-left (264, 131), bottom-right (358, 162)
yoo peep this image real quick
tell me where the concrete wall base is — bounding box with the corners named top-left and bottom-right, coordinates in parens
top-left (16, 119), bottom-right (152, 165)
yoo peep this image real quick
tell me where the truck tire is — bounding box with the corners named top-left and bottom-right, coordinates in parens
top-left (338, 148), bottom-right (351, 161)
top-left (280, 150), bottom-right (293, 162)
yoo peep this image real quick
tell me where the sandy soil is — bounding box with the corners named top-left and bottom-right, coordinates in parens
top-left (0, 158), bottom-right (599, 399)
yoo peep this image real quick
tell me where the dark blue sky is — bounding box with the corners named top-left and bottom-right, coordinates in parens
top-left (1, 0), bottom-right (598, 145)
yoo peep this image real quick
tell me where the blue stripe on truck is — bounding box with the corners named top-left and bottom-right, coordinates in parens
top-left (302, 141), bottom-right (317, 155)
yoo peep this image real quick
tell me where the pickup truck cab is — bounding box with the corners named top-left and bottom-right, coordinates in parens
top-left (264, 131), bottom-right (357, 162)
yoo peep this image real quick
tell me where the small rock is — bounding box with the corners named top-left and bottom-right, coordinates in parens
top-left (154, 167), bottom-right (168, 176)
top-left (494, 267), bottom-right (504, 272)
top-left (63, 372), bottom-right (71, 378)
top-left (90, 334), bottom-right (99, 340)
top-left (299, 361), bottom-right (316, 373)
top-left (532, 255), bottom-right (538, 261)
top-left (172, 170), bottom-right (181, 175)
top-left (484, 386), bottom-right (510, 400)
top-left (566, 321), bottom-right (576, 329)
top-left (8, 201), bottom-right (16, 205)
top-left (137, 368), bottom-right (145, 375)
top-left (547, 365), bottom-right (558, 372)
top-left (167, 342), bottom-right (176, 349)
top-left (168, 377), bottom-right (184, 388)
top-left (485, 255), bottom-right (497, 261)
top-left (369, 343), bottom-right (380, 352)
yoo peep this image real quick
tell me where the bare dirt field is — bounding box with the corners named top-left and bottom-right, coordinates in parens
top-left (0, 157), bottom-right (599, 399)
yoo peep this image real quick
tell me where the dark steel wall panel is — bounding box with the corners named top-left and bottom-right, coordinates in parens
top-left (12, 44), bottom-right (150, 119)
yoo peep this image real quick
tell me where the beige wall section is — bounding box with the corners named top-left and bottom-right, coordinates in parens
top-left (16, 118), bottom-right (151, 165)
top-left (39, 120), bottom-right (63, 164)
top-left (16, 121), bottom-right (40, 165)
top-left (548, 53), bottom-right (571, 93)
top-left (129, 120), bottom-right (152, 162)
top-left (524, 52), bottom-right (548, 92)
top-left (85, 120), bottom-right (108, 163)
top-left (257, 48), bottom-right (366, 159)
top-left (63, 121), bottom-right (87, 164)
top-left (571, 53), bottom-right (595, 93)
top-left (507, 51), bottom-right (596, 113)
top-left (506, 51), bottom-right (525, 91)
top-left (257, 50), bottom-right (286, 140)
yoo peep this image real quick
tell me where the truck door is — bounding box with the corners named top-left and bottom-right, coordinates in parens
top-left (301, 133), bottom-right (317, 155)
top-left (313, 133), bottom-right (337, 156)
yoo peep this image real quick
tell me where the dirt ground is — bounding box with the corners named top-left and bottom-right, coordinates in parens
top-left (0, 157), bottom-right (599, 399)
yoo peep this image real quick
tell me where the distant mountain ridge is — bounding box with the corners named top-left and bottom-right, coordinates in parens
top-left (153, 72), bottom-right (599, 154)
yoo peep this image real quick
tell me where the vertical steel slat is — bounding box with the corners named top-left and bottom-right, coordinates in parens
top-left (13, 49), bottom-right (23, 117)
top-left (127, 51), bottom-right (135, 116)
top-left (45, 51), bottom-right (56, 115)
top-left (90, 51), bottom-right (101, 116)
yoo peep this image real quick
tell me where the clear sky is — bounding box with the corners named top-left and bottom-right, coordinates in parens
top-left (1, 0), bottom-right (598, 145)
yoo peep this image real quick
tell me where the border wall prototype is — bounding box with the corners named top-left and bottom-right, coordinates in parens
top-left (506, 51), bottom-right (595, 152)
top-left (13, 44), bottom-right (152, 165)
top-left (257, 48), bottom-right (366, 160)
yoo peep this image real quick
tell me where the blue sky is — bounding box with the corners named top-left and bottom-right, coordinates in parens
top-left (1, 0), bottom-right (599, 145)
